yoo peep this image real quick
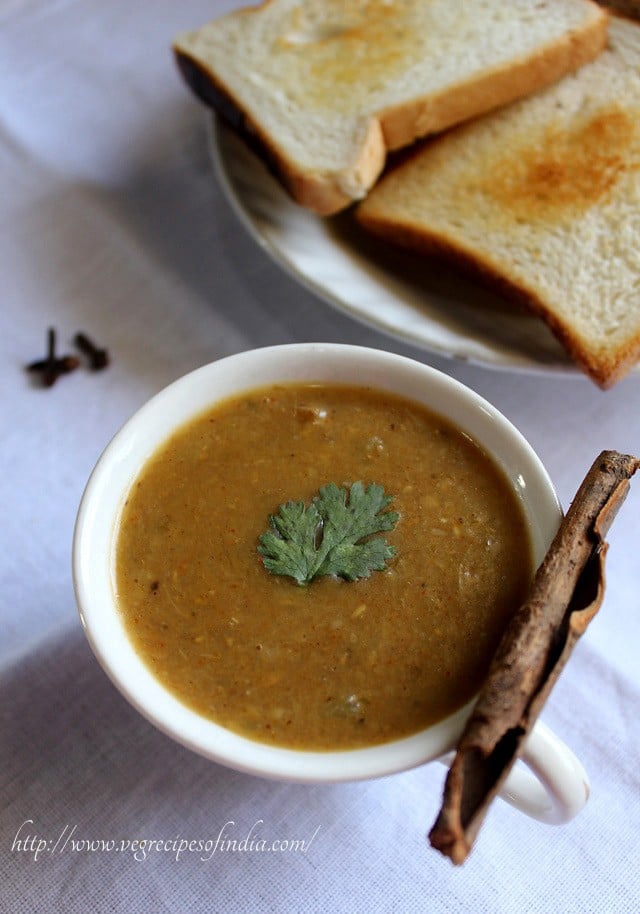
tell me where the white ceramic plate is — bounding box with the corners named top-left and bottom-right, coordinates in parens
top-left (210, 118), bottom-right (576, 375)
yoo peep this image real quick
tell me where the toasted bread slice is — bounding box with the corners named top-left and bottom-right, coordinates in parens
top-left (174, 0), bottom-right (608, 215)
top-left (357, 14), bottom-right (640, 388)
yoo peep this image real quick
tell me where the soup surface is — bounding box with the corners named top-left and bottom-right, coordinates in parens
top-left (115, 383), bottom-right (532, 750)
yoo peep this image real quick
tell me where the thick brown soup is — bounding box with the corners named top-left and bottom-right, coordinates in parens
top-left (115, 383), bottom-right (532, 750)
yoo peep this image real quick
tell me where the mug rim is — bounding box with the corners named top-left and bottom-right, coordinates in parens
top-left (73, 342), bottom-right (561, 783)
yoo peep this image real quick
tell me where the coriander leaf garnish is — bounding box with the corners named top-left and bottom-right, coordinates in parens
top-left (258, 482), bottom-right (398, 586)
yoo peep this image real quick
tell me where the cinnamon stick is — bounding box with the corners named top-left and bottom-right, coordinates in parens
top-left (429, 450), bottom-right (639, 864)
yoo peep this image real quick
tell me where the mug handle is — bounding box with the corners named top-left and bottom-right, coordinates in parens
top-left (499, 719), bottom-right (589, 823)
top-left (439, 719), bottom-right (589, 824)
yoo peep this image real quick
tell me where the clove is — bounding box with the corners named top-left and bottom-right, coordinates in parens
top-left (74, 331), bottom-right (109, 370)
top-left (27, 327), bottom-right (79, 387)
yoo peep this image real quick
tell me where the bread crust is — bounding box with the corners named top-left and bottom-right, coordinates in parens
top-left (377, 12), bottom-right (609, 149)
top-left (174, 1), bottom-right (609, 215)
top-left (174, 47), bottom-right (386, 216)
top-left (599, 0), bottom-right (640, 17)
top-left (356, 211), bottom-right (640, 388)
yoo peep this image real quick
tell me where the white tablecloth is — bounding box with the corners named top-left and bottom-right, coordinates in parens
top-left (2, 2), bottom-right (639, 911)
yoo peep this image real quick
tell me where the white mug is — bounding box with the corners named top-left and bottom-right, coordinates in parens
top-left (73, 343), bottom-right (589, 825)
